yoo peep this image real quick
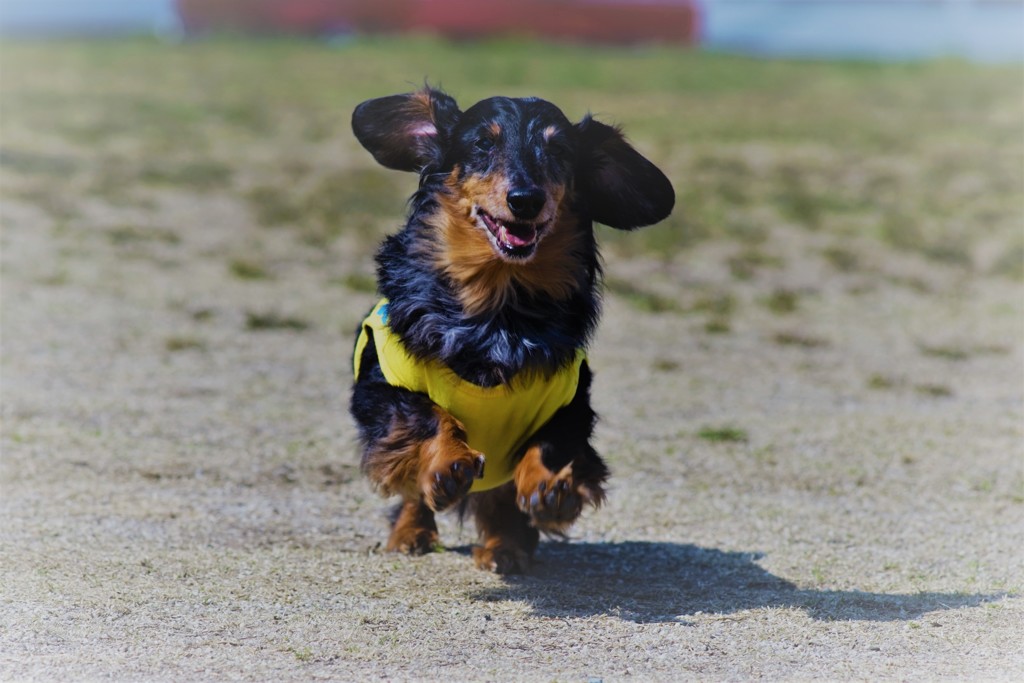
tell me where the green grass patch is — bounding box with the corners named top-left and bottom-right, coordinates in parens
top-left (651, 358), bottom-right (680, 372)
top-left (918, 343), bottom-right (970, 361)
top-left (165, 336), bottom-right (206, 352)
top-left (915, 383), bottom-right (954, 397)
top-left (245, 170), bottom-right (405, 246)
top-left (867, 373), bottom-right (898, 390)
top-left (229, 259), bottom-right (273, 280)
top-left (689, 291), bottom-right (737, 317)
top-left (697, 426), bottom-right (749, 444)
top-left (762, 289), bottom-right (800, 314)
top-left (284, 646), bottom-right (314, 663)
top-left (106, 225), bottom-right (181, 245)
top-left (775, 166), bottom-right (825, 230)
top-left (247, 185), bottom-right (305, 227)
top-left (704, 318), bottom-right (732, 335)
top-left (773, 331), bottom-right (830, 348)
top-left (335, 272), bottom-right (378, 293)
top-left (879, 213), bottom-right (972, 267)
top-left (605, 278), bottom-right (680, 313)
top-left (822, 246), bottom-right (862, 273)
top-left (728, 249), bottom-right (784, 281)
top-left (138, 160), bottom-right (233, 190)
top-left (37, 269), bottom-right (70, 287)
top-left (245, 311), bottom-right (310, 331)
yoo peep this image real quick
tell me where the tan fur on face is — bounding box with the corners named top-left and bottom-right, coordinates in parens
top-left (422, 169), bottom-right (588, 317)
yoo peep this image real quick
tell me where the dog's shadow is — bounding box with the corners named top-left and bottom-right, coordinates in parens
top-left (464, 541), bottom-right (1004, 623)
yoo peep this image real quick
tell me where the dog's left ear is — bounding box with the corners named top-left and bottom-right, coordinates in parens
top-left (352, 87), bottom-right (461, 173)
top-left (576, 116), bottom-right (675, 230)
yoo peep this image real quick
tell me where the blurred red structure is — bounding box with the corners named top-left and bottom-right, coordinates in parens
top-left (175, 0), bottom-right (699, 45)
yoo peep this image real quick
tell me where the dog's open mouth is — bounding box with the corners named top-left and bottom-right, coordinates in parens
top-left (476, 208), bottom-right (548, 260)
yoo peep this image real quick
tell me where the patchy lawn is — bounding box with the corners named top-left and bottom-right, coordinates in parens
top-left (2, 37), bottom-right (1022, 681)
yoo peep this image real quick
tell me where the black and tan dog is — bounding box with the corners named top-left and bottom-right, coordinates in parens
top-left (349, 87), bottom-right (673, 573)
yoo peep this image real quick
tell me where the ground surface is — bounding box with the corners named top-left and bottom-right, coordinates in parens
top-left (1, 38), bottom-right (1022, 681)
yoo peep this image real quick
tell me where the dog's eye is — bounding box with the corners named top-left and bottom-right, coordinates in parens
top-left (541, 130), bottom-right (569, 154)
top-left (474, 137), bottom-right (495, 152)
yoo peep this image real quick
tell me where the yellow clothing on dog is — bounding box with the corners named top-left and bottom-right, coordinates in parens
top-left (354, 299), bottom-right (585, 492)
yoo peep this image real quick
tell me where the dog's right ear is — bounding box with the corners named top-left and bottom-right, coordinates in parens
top-left (352, 88), bottom-right (461, 173)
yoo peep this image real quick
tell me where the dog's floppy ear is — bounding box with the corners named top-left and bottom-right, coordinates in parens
top-left (352, 87), bottom-right (461, 173)
top-left (576, 116), bottom-right (675, 230)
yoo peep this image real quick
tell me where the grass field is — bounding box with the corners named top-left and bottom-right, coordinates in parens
top-left (2, 37), bottom-right (1023, 680)
top-left (3, 37), bottom-right (1021, 267)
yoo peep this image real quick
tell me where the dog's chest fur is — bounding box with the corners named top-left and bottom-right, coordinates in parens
top-left (375, 191), bottom-right (602, 388)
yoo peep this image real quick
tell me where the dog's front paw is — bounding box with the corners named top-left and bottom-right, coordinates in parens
top-left (514, 446), bottom-right (604, 533)
top-left (422, 451), bottom-right (485, 511)
top-left (418, 408), bottom-right (485, 511)
top-left (517, 466), bottom-right (583, 530)
top-left (419, 448), bottom-right (483, 511)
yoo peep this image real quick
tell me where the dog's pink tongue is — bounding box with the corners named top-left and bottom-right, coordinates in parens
top-left (501, 222), bottom-right (537, 247)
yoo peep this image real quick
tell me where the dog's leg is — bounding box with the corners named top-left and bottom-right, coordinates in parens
top-left (363, 404), bottom-right (485, 553)
top-left (387, 499), bottom-right (439, 555)
top-left (361, 402), bottom-right (485, 509)
top-left (512, 361), bottom-right (609, 534)
top-left (352, 335), bottom-right (485, 553)
top-left (469, 483), bottom-right (539, 574)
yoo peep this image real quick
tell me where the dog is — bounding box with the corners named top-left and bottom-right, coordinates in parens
top-left (349, 87), bottom-right (674, 573)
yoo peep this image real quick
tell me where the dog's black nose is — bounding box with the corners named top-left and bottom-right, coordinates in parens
top-left (507, 187), bottom-right (546, 220)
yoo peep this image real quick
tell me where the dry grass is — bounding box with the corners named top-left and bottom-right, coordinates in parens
top-left (1, 37), bottom-right (1022, 681)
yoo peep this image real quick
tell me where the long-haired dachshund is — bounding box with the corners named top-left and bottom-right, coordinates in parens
top-left (349, 87), bottom-right (674, 573)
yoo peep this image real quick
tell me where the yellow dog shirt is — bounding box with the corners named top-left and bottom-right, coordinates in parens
top-left (354, 299), bottom-right (585, 492)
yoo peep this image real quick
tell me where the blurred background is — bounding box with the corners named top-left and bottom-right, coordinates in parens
top-left (1, 0), bottom-right (1022, 61)
top-left (1, 1), bottom-right (1021, 277)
